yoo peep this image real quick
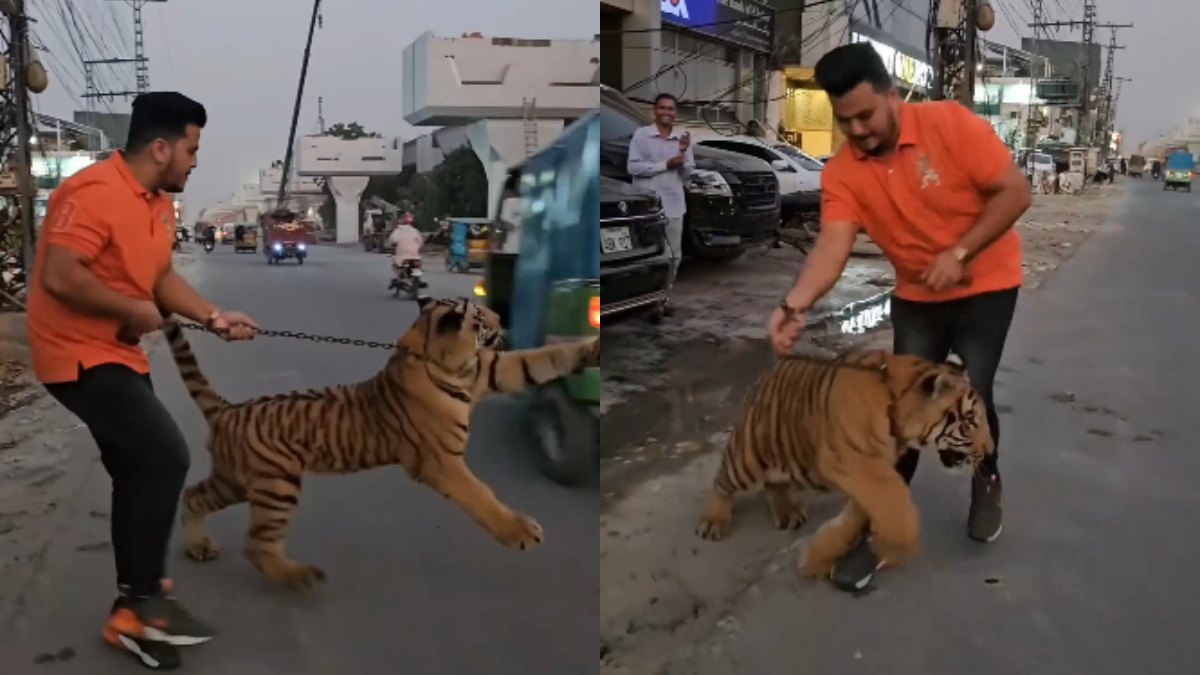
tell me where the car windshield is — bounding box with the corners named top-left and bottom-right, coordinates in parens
top-left (773, 144), bottom-right (824, 171)
top-left (600, 90), bottom-right (648, 141)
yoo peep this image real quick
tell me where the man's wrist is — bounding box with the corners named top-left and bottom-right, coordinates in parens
top-left (781, 290), bottom-right (812, 315)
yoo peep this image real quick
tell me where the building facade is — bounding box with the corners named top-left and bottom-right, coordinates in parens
top-left (770, 2), bottom-right (934, 156)
top-left (600, 0), bottom-right (773, 128)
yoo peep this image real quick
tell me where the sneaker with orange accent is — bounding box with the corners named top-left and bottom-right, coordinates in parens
top-left (108, 591), bottom-right (215, 646)
top-left (103, 598), bottom-right (183, 670)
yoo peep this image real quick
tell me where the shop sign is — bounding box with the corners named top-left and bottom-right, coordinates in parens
top-left (661, 0), bottom-right (774, 54)
top-left (850, 32), bottom-right (933, 91)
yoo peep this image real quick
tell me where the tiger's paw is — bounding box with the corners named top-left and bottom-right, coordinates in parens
top-left (580, 338), bottom-right (599, 365)
top-left (695, 516), bottom-right (732, 541)
top-left (496, 512), bottom-right (544, 551)
top-left (797, 549), bottom-right (835, 579)
top-left (770, 503), bottom-right (808, 530)
top-left (269, 562), bottom-right (327, 590)
top-left (184, 537), bottom-right (221, 562)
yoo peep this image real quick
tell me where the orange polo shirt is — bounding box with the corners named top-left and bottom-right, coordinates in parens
top-left (820, 101), bottom-right (1023, 302)
top-left (26, 152), bottom-right (175, 383)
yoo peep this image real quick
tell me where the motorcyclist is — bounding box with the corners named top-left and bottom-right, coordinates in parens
top-left (201, 224), bottom-right (216, 244)
top-left (387, 216), bottom-right (425, 289)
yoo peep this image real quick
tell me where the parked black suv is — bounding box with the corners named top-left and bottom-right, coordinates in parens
top-left (599, 85), bottom-right (780, 262)
top-left (600, 176), bottom-right (671, 322)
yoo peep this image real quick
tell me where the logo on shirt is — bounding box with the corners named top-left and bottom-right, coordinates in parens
top-left (617, 201), bottom-right (628, 215)
top-left (662, 0), bottom-right (689, 20)
top-left (47, 200), bottom-right (79, 233)
top-left (916, 154), bottom-right (941, 189)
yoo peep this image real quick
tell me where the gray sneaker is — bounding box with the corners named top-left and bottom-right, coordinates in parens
top-left (830, 535), bottom-right (886, 592)
top-left (968, 472), bottom-right (1003, 543)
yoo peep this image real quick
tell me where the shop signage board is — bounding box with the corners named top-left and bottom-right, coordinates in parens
top-left (850, 32), bottom-right (933, 92)
top-left (660, 0), bottom-right (774, 54)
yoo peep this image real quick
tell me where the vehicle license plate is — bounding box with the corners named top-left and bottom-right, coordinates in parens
top-left (601, 226), bottom-right (633, 253)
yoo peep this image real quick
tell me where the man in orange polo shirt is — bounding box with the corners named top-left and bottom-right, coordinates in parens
top-left (27, 92), bottom-right (258, 669)
top-left (768, 44), bottom-right (1031, 592)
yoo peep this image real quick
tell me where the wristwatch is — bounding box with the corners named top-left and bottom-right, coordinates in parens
top-left (203, 309), bottom-right (223, 330)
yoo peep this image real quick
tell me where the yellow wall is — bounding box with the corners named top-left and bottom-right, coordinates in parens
top-left (783, 85), bottom-right (835, 156)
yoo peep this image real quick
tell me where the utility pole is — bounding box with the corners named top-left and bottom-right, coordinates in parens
top-left (932, 0), bottom-right (979, 105)
top-left (318, 96), bottom-right (326, 134)
top-left (6, 0), bottom-right (36, 278)
top-left (1031, 3), bottom-right (1130, 148)
top-left (84, 0), bottom-right (165, 106)
top-left (1025, 0), bottom-right (1043, 148)
top-left (276, 0), bottom-right (322, 208)
top-left (1093, 27), bottom-right (1125, 149)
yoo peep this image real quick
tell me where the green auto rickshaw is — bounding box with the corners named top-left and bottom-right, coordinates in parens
top-left (479, 112), bottom-right (600, 486)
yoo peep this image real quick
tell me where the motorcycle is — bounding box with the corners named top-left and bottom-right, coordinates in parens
top-left (389, 259), bottom-right (428, 299)
top-left (202, 238), bottom-right (215, 254)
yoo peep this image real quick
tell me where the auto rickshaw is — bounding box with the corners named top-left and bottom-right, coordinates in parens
top-left (235, 223), bottom-right (258, 253)
top-left (445, 218), bottom-right (490, 273)
top-left (478, 112), bottom-right (600, 486)
top-left (262, 208), bottom-right (309, 265)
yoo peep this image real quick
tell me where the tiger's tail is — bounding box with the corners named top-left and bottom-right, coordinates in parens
top-left (163, 319), bottom-right (228, 420)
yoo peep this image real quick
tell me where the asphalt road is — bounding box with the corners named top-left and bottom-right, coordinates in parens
top-left (664, 179), bottom-right (1200, 674)
top-left (0, 243), bottom-right (597, 674)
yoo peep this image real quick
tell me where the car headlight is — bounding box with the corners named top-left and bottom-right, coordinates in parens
top-left (685, 169), bottom-right (733, 198)
top-left (272, 243), bottom-right (282, 251)
top-left (297, 242), bottom-right (307, 250)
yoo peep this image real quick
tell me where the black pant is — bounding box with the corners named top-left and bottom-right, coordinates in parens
top-left (891, 287), bottom-right (1018, 482)
top-left (45, 364), bottom-right (190, 597)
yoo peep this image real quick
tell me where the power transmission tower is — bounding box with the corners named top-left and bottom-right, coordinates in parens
top-left (522, 98), bottom-right (539, 158)
top-left (931, 0), bottom-right (979, 105)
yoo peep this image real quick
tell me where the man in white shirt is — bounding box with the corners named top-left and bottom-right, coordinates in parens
top-left (627, 93), bottom-right (695, 317)
top-left (388, 218), bottom-right (424, 265)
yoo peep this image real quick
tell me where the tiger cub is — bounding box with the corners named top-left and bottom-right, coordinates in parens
top-left (695, 350), bottom-right (992, 578)
top-left (165, 297), bottom-right (599, 588)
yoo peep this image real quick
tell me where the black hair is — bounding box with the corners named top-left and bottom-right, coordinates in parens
top-left (653, 92), bottom-right (677, 106)
top-left (813, 43), bottom-right (894, 97)
top-left (125, 91), bottom-right (207, 153)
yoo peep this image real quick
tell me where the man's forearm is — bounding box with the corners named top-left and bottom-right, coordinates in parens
top-left (785, 235), bottom-right (851, 310)
top-left (44, 262), bottom-right (140, 321)
top-left (154, 269), bottom-right (218, 323)
top-left (958, 183), bottom-right (1031, 261)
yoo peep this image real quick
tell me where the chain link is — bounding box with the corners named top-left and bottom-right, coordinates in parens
top-left (179, 322), bottom-right (395, 350)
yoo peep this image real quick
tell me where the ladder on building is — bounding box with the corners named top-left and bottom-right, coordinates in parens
top-left (522, 97), bottom-right (538, 158)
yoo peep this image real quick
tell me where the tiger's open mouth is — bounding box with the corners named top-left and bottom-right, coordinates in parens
top-left (938, 449), bottom-right (972, 469)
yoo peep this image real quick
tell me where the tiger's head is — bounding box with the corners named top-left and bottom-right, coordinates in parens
top-left (888, 355), bottom-right (994, 471)
top-left (399, 297), bottom-right (504, 366)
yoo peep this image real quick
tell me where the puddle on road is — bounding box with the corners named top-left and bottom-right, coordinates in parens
top-left (601, 291), bottom-right (895, 504)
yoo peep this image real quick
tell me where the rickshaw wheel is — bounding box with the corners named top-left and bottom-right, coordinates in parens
top-left (527, 382), bottom-right (598, 487)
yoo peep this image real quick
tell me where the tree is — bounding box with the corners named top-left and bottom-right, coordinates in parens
top-left (326, 121), bottom-right (381, 140)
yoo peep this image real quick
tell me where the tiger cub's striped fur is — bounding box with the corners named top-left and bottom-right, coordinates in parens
top-left (167, 297), bottom-right (599, 589)
top-left (696, 349), bottom-right (992, 578)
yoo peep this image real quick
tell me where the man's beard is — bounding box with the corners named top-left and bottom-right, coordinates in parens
top-left (858, 108), bottom-right (899, 157)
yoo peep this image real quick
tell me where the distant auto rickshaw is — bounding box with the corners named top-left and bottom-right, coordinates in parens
top-left (235, 223), bottom-right (258, 253)
top-left (445, 218), bottom-right (491, 273)
top-left (477, 112), bottom-right (600, 486)
top-left (262, 208), bottom-right (309, 265)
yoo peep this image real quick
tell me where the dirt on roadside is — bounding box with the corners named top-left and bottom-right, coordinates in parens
top-left (599, 184), bottom-right (1127, 675)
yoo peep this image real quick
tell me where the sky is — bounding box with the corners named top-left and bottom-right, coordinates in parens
top-left (984, 0), bottom-right (1179, 152)
top-left (27, 0), bottom-right (596, 217)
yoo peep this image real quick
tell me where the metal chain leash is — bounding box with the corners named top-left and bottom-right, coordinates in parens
top-left (178, 322), bottom-right (396, 351)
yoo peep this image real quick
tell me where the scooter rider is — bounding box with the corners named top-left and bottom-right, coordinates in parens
top-left (387, 216), bottom-right (425, 288)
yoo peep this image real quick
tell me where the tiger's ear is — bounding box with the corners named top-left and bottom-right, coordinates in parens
top-left (920, 370), bottom-right (961, 399)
